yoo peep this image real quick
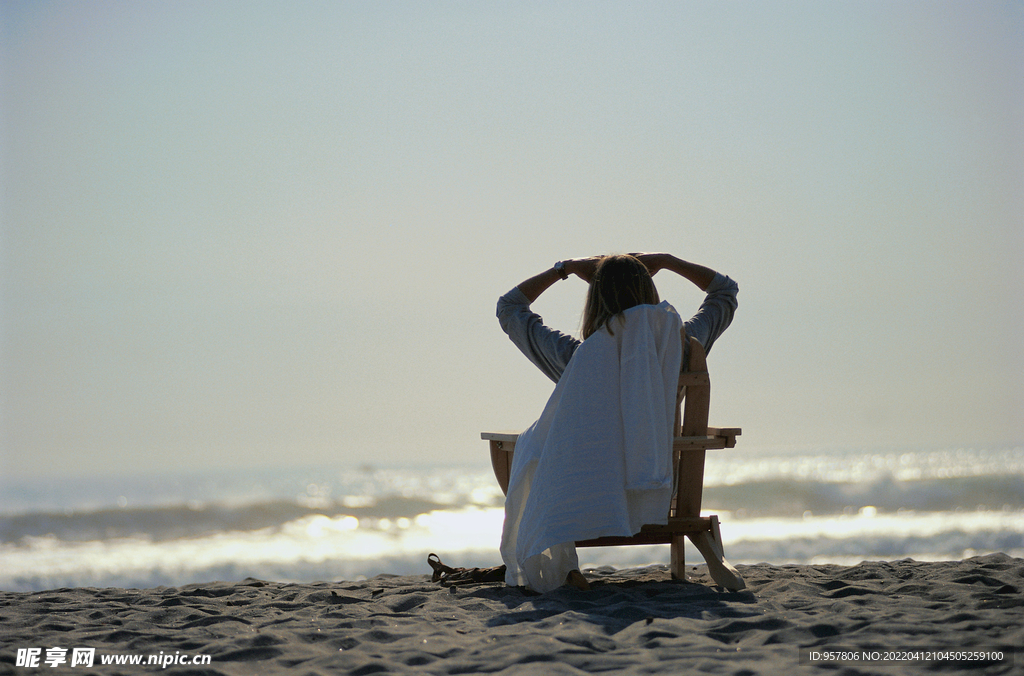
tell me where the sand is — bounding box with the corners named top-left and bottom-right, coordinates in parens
top-left (1, 553), bottom-right (1021, 675)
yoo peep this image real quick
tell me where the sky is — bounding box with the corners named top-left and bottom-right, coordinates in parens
top-left (2, 1), bottom-right (1021, 480)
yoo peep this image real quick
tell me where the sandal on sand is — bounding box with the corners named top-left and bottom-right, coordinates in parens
top-left (428, 553), bottom-right (506, 587)
top-left (427, 553), bottom-right (456, 582)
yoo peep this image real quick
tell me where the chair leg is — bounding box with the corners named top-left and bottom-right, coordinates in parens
top-left (670, 534), bottom-right (686, 581)
top-left (687, 515), bottom-right (746, 591)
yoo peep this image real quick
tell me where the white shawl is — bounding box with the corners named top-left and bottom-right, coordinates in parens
top-left (500, 301), bottom-right (683, 592)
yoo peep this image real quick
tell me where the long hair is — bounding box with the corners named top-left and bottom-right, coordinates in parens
top-left (580, 254), bottom-right (660, 339)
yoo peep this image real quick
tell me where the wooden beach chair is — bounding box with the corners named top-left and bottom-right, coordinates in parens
top-left (482, 334), bottom-right (745, 591)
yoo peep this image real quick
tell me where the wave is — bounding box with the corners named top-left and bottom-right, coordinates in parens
top-left (2, 506), bottom-right (1021, 592)
top-left (702, 473), bottom-right (1024, 517)
top-left (2, 450), bottom-right (1022, 591)
top-left (0, 495), bottom-right (460, 544)
top-left (4, 473), bottom-right (1022, 545)
top-left (0, 507), bottom-right (505, 591)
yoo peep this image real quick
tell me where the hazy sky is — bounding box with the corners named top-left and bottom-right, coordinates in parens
top-left (2, 1), bottom-right (1021, 479)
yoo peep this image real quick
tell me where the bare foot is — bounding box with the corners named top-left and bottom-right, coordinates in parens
top-left (566, 570), bottom-right (590, 591)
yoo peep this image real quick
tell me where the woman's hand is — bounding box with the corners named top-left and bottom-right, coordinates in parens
top-left (565, 256), bottom-right (603, 284)
top-left (631, 252), bottom-right (674, 276)
top-left (632, 252), bottom-right (716, 290)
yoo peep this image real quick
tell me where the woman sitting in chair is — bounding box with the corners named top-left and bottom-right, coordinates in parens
top-left (496, 253), bottom-right (738, 592)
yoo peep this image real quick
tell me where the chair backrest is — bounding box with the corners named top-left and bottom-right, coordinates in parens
top-left (672, 333), bottom-right (710, 519)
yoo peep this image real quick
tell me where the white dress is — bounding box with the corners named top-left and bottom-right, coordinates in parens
top-left (499, 302), bottom-right (683, 592)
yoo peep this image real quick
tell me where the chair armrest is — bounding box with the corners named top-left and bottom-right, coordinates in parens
top-left (481, 431), bottom-right (521, 443)
top-left (708, 427), bottom-right (741, 448)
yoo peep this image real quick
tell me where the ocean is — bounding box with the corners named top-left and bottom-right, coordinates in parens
top-left (2, 445), bottom-right (1022, 592)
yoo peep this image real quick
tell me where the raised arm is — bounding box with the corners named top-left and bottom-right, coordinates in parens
top-left (633, 253), bottom-right (717, 291)
top-left (497, 257), bottom-right (601, 382)
top-left (515, 257), bottom-right (602, 302)
top-left (635, 253), bottom-right (738, 357)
